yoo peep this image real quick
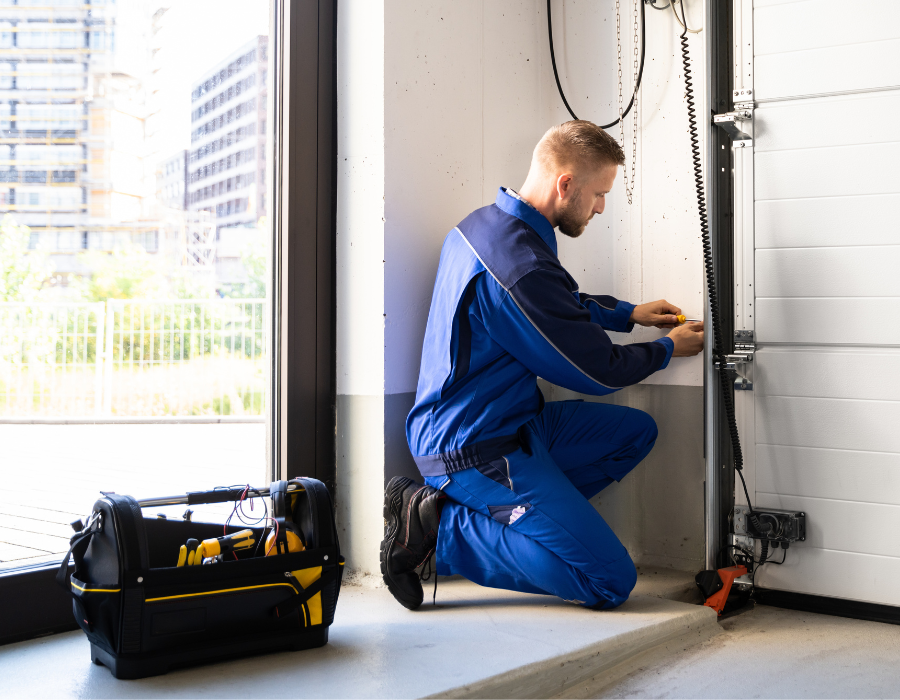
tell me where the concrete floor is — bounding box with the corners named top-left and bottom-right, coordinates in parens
top-left (568, 604), bottom-right (900, 699)
top-left (0, 574), bottom-right (717, 699)
top-left (5, 563), bottom-right (897, 699)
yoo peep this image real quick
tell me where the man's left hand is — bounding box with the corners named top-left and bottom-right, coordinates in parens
top-left (629, 300), bottom-right (682, 329)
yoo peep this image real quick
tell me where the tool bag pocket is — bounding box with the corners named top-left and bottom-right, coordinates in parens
top-left (69, 573), bottom-right (122, 652)
top-left (137, 550), bottom-right (342, 653)
top-left (57, 477), bottom-right (344, 678)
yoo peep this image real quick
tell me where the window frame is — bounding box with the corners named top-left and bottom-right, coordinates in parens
top-left (0, 0), bottom-right (338, 647)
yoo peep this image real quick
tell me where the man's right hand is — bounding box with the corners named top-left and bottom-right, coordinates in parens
top-left (667, 321), bottom-right (704, 357)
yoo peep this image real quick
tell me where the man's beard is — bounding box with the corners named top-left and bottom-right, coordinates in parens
top-left (557, 189), bottom-right (590, 238)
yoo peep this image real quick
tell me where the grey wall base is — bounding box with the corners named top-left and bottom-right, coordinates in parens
top-left (384, 391), bottom-right (419, 485)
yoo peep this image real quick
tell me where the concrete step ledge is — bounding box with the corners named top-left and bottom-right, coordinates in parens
top-left (429, 595), bottom-right (718, 699)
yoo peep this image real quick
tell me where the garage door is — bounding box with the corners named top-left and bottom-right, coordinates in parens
top-left (734, 0), bottom-right (900, 606)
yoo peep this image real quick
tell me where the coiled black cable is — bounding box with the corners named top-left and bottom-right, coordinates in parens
top-left (676, 2), bottom-right (768, 539)
top-left (547, 0), bottom-right (646, 128)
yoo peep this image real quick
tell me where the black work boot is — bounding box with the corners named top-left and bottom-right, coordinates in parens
top-left (381, 476), bottom-right (445, 610)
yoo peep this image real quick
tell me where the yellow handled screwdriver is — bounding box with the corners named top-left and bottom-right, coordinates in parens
top-left (176, 538), bottom-right (200, 567)
top-left (676, 315), bottom-right (702, 324)
top-left (195, 529), bottom-right (256, 563)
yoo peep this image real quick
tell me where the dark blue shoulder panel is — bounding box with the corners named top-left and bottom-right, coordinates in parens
top-left (457, 204), bottom-right (561, 291)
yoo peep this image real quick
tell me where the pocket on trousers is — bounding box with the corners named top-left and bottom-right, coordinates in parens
top-left (487, 503), bottom-right (533, 526)
top-left (475, 457), bottom-right (513, 490)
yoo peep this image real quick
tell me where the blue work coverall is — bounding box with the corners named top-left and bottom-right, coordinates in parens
top-left (406, 188), bottom-right (675, 608)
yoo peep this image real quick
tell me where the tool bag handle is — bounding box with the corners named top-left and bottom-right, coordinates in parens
top-left (136, 484), bottom-right (303, 508)
top-left (185, 486), bottom-right (266, 505)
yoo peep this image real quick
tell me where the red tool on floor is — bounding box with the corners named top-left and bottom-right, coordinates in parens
top-left (698, 565), bottom-right (748, 615)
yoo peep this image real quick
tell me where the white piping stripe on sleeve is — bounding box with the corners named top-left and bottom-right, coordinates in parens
top-left (585, 298), bottom-right (617, 312)
top-left (454, 228), bottom-right (620, 391)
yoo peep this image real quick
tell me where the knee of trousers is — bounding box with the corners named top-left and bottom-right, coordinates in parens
top-left (590, 554), bottom-right (638, 607)
top-left (628, 408), bottom-right (659, 453)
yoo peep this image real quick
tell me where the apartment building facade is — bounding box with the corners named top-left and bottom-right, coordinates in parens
top-left (157, 148), bottom-right (187, 210)
top-left (0, 0), bottom-right (157, 273)
top-left (187, 36), bottom-right (267, 234)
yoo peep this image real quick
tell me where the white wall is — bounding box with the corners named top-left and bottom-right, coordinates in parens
top-left (377, 0), bottom-right (707, 396)
top-left (336, 0), bottom-right (708, 575)
top-left (381, 1), bottom-right (547, 395)
top-left (547, 0), bottom-right (707, 387)
top-left (337, 0), bottom-right (385, 399)
top-left (335, 0), bottom-right (386, 575)
top-left (622, 0), bottom-right (706, 387)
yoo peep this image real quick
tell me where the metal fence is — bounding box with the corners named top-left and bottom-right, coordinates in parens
top-left (0, 302), bottom-right (105, 416)
top-left (0, 299), bottom-right (267, 418)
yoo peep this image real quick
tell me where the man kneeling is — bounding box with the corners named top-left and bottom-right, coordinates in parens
top-left (380, 120), bottom-right (704, 610)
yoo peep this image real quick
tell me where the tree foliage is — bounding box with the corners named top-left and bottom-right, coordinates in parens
top-left (2, 215), bottom-right (268, 304)
top-left (220, 217), bottom-right (268, 299)
top-left (74, 243), bottom-right (170, 301)
top-left (0, 215), bottom-right (54, 302)
top-left (74, 243), bottom-right (217, 302)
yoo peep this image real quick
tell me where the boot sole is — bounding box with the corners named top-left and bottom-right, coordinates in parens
top-left (380, 476), bottom-right (423, 610)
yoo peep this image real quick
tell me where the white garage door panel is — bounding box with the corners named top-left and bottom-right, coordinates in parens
top-left (756, 298), bottom-right (900, 345)
top-left (756, 246), bottom-right (900, 297)
top-left (755, 348), bottom-right (900, 401)
top-left (754, 0), bottom-right (900, 57)
top-left (755, 143), bottom-right (900, 201)
top-left (746, 0), bottom-right (900, 608)
top-left (756, 493), bottom-right (900, 558)
top-left (756, 194), bottom-right (900, 249)
top-left (755, 39), bottom-right (900, 101)
top-left (754, 547), bottom-right (900, 608)
top-left (757, 396), bottom-right (900, 453)
top-left (754, 92), bottom-right (900, 153)
top-left (757, 445), bottom-right (900, 506)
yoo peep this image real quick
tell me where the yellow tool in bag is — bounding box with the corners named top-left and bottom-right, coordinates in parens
top-left (195, 529), bottom-right (256, 563)
top-left (175, 538), bottom-right (200, 566)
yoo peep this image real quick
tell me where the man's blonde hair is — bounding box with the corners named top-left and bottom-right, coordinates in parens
top-left (535, 120), bottom-right (625, 173)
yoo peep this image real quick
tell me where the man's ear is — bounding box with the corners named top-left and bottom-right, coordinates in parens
top-left (556, 173), bottom-right (574, 200)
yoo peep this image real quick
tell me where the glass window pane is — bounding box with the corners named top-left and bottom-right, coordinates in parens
top-left (0, 0), bottom-right (274, 569)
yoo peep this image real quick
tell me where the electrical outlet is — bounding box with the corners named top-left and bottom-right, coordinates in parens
top-left (734, 505), bottom-right (806, 544)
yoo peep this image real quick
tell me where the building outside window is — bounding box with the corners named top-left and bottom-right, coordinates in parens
top-left (0, 0), bottom-right (275, 573)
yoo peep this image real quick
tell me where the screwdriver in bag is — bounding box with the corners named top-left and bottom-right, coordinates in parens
top-left (194, 529), bottom-right (256, 563)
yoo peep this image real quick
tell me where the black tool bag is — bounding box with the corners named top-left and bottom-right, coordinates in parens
top-left (57, 478), bottom-right (344, 679)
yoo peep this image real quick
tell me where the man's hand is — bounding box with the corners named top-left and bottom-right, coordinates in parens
top-left (629, 299), bottom-right (682, 328)
top-left (667, 321), bottom-right (704, 357)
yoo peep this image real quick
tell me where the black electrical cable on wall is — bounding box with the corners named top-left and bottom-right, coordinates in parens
top-left (675, 1), bottom-right (769, 546)
top-left (547, 0), bottom-right (646, 128)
